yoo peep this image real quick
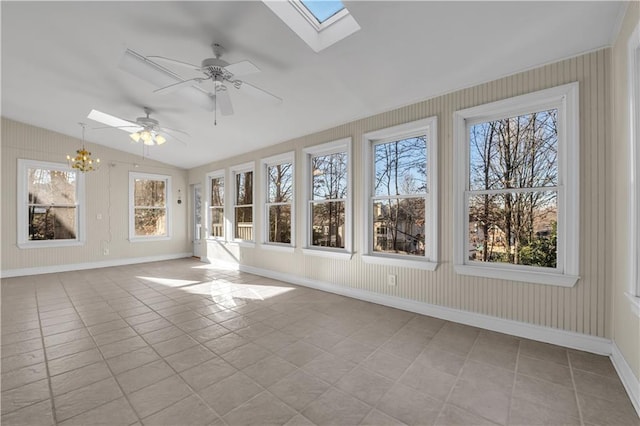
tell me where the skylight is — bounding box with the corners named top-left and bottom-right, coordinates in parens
top-left (300, 0), bottom-right (345, 24)
top-left (263, 0), bottom-right (360, 53)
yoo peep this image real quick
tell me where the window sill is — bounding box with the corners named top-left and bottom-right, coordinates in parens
top-left (454, 264), bottom-right (579, 287)
top-left (625, 292), bottom-right (640, 318)
top-left (302, 248), bottom-right (353, 260)
top-left (260, 244), bottom-right (295, 254)
top-left (18, 240), bottom-right (85, 249)
top-left (361, 254), bottom-right (438, 271)
top-left (130, 236), bottom-right (171, 243)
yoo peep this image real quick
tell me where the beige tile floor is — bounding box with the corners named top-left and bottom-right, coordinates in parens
top-left (1, 258), bottom-right (638, 426)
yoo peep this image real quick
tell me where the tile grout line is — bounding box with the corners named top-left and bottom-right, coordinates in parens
top-left (505, 338), bottom-right (523, 426)
top-left (567, 351), bottom-right (586, 426)
top-left (436, 326), bottom-right (482, 423)
top-left (35, 278), bottom-right (61, 426)
top-left (359, 314), bottom-right (441, 424)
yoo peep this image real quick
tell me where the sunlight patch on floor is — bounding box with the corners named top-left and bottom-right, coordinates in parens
top-left (136, 276), bottom-right (201, 287)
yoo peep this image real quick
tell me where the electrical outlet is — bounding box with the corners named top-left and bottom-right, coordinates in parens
top-left (103, 248), bottom-right (109, 256)
top-left (387, 274), bottom-right (397, 286)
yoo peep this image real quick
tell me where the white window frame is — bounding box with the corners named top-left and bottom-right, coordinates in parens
top-left (302, 138), bottom-right (353, 259)
top-left (129, 172), bottom-right (172, 242)
top-left (362, 117), bottom-right (438, 271)
top-left (230, 162), bottom-right (255, 246)
top-left (206, 169), bottom-right (226, 241)
top-left (17, 159), bottom-right (85, 248)
top-left (627, 20), bottom-right (640, 314)
top-left (453, 82), bottom-right (580, 287)
top-left (261, 152), bottom-right (295, 252)
top-left (262, 0), bottom-right (360, 53)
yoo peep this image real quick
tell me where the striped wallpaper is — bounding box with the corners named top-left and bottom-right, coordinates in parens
top-left (1, 119), bottom-right (191, 272)
top-left (192, 49), bottom-right (611, 337)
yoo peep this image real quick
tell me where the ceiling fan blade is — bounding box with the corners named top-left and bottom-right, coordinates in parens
top-left (154, 78), bottom-right (204, 94)
top-left (236, 81), bottom-right (282, 104)
top-left (224, 60), bottom-right (260, 77)
top-left (119, 49), bottom-right (215, 111)
top-left (87, 109), bottom-right (139, 132)
top-left (147, 56), bottom-right (201, 71)
top-left (216, 89), bottom-right (234, 116)
top-left (161, 130), bottom-right (188, 146)
top-left (93, 125), bottom-right (142, 131)
top-left (160, 126), bottom-right (191, 137)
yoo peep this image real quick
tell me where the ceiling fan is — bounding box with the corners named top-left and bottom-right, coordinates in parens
top-left (87, 107), bottom-right (188, 146)
top-left (145, 43), bottom-right (282, 124)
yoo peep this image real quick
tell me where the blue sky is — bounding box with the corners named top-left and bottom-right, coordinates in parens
top-left (301, 0), bottom-right (345, 23)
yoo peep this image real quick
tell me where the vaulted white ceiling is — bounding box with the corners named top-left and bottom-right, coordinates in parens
top-left (1, 1), bottom-right (626, 169)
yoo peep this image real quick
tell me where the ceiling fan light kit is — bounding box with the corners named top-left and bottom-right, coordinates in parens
top-left (130, 130), bottom-right (167, 145)
top-left (87, 107), bottom-right (188, 147)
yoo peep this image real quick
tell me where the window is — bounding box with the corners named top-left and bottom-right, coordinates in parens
top-left (17, 159), bottom-right (85, 248)
top-left (262, 153), bottom-right (295, 249)
top-left (453, 83), bottom-right (579, 286)
top-left (207, 170), bottom-right (225, 239)
top-left (129, 172), bottom-right (171, 241)
top-left (262, 0), bottom-right (360, 53)
top-left (303, 138), bottom-right (352, 258)
top-left (231, 163), bottom-right (254, 242)
top-left (362, 117), bottom-right (438, 270)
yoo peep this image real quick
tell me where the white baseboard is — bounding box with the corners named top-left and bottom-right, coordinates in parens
top-left (0, 252), bottom-right (193, 278)
top-left (239, 264), bottom-right (612, 355)
top-left (611, 342), bottom-right (640, 417)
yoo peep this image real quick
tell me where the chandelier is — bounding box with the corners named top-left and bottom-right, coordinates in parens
top-left (67, 123), bottom-right (100, 172)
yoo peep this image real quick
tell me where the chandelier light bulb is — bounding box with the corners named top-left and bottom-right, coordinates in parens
top-left (140, 130), bottom-right (152, 142)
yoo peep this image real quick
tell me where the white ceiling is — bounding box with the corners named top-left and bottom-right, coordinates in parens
top-left (1, 1), bottom-right (625, 169)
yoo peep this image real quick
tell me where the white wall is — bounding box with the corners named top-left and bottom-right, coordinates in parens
top-left (1, 119), bottom-right (191, 275)
top-left (611, 1), bottom-right (640, 381)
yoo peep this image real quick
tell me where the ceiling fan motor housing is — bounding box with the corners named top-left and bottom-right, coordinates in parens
top-left (137, 116), bottom-right (159, 128)
top-left (201, 58), bottom-right (232, 80)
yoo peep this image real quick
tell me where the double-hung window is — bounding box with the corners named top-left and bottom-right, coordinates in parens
top-left (17, 159), bottom-right (85, 248)
top-left (129, 172), bottom-right (171, 241)
top-left (303, 138), bottom-right (352, 258)
top-left (362, 117), bottom-right (438, 270)
top-left (207, 170), bottom-right (225, 239)
top-left (231, 163), bottom-right (254, 242)
top-left (262, 153), bottom-right (294, 249)
top-left (453, 83), bottom-right (579, 286)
